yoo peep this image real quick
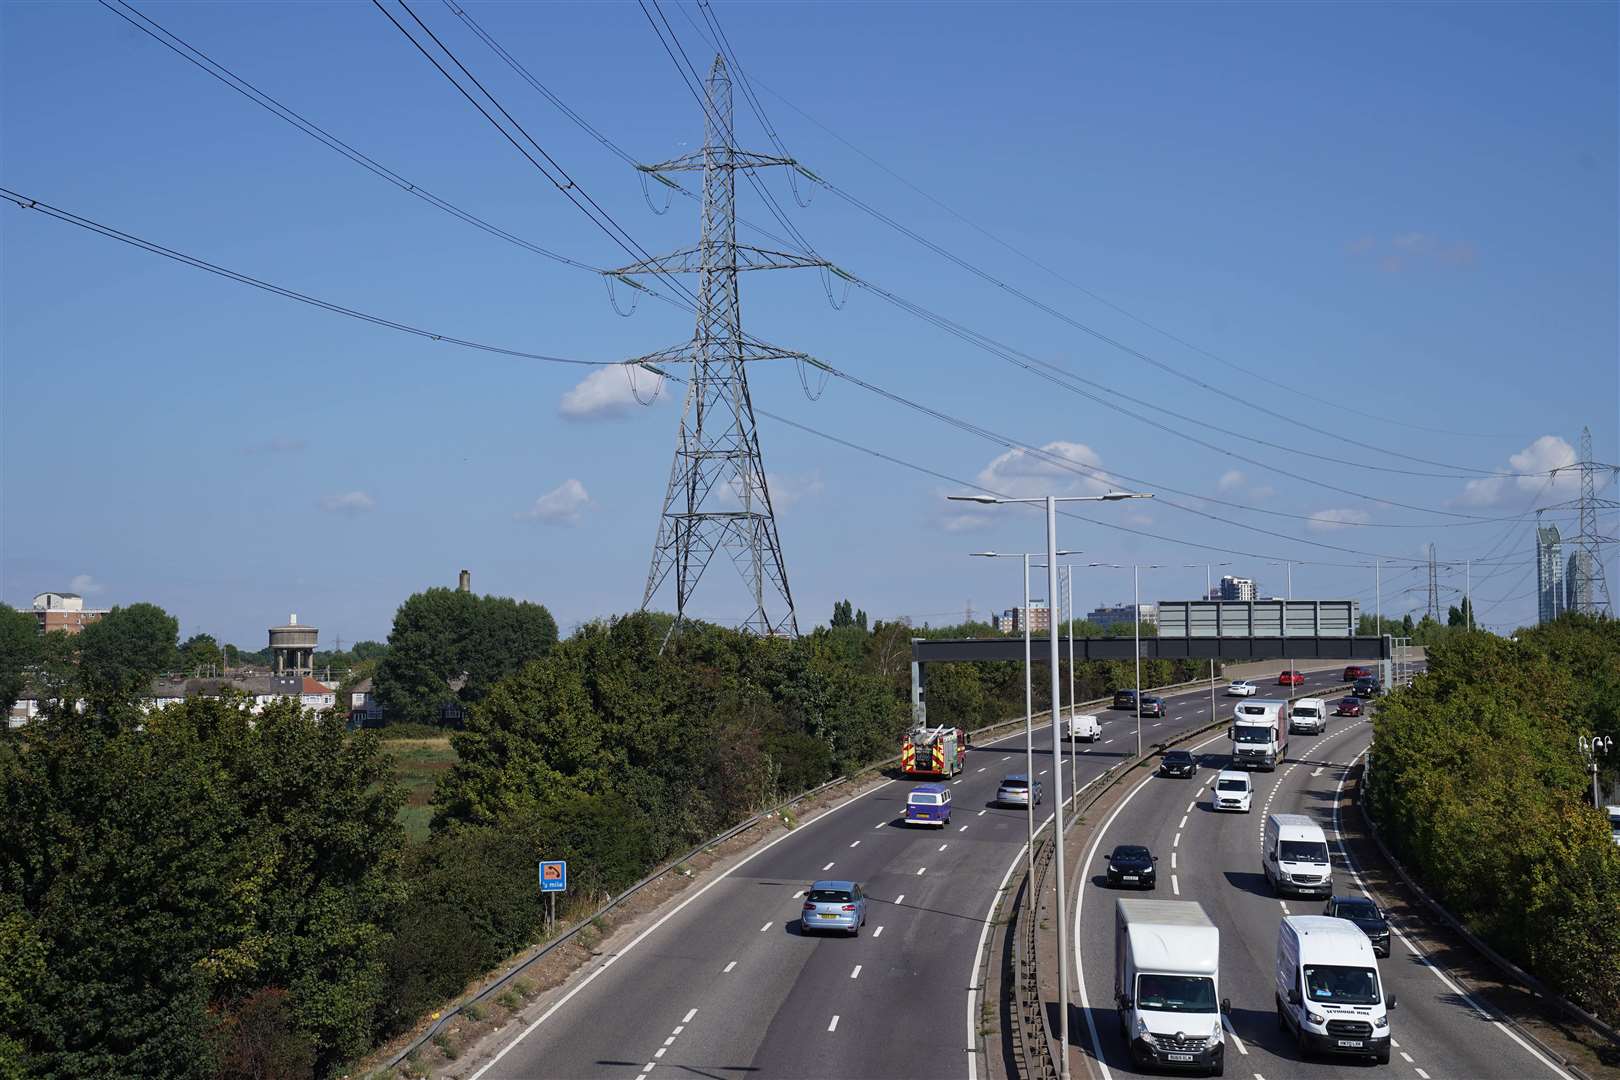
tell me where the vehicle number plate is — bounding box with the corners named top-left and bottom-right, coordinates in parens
top-left (1123, 875), bottom-right (1138, 882)
top-left (819, 913), bottom-right (839, 920)
top-left (1336, 1039), bottom-right (1363, 1048)
top-left (1167, 1053), bottom-right (1196, 1062)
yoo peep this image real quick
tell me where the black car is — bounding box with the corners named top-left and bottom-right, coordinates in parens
top-left (1140, 695), bottom-right (1165, 718)
top-left (1353, 676), bottom-right (1382, 699)
top-left (1112, 689), bottom-right (1138, 710)
top-left (1324, 895), bottom-right (1391, 957)
top-left (1106, 844), bottom-right (1157, 889)
top-left (1159, 749), bottom-right (1197, 778)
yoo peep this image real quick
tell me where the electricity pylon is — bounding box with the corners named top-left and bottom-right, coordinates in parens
top-left (611, 55), bottom-right (825, 637)
top-left (1570, 426), bottom-right (1617, 615)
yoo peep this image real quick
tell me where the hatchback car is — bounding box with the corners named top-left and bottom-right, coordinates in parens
top-left (1335, 695), bottom-right (1363, 717)
top-left (1324, 895), bottom-right (1391, 957)
top-left (801, 880), bottom-right (867, 936)
top-left (1106, 844), bottom-right (1157, 889)
top-left (996, 773), bottom-right (1042, 808)
top-left (1342, 665), bottom-right (1373, 682)
top-left (1213, 770), bottom-right (1253, 812)
top-left (1159, 749), bottom-right (1197, 778)
top-left (1278, 669), bottom-right (1305, 687)
top-left (1353, 676), bottom-right (1382, 698)
top-left (1112, 689), bottom-right (1138, 710)
top-left (1139, 695), bottom-right (1165, 718)
top-left (1226, 679), bottom-right (1259, 697)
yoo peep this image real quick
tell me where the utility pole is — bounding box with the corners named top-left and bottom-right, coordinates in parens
top-left (615, 56), bottom-right (827, 637)
top-left (1426, 544), bottom-right (1440, 622)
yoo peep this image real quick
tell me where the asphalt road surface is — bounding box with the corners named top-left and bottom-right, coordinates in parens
top-left (467, 669), bottom-right (1352, 1080)
top-left (1074, 694), bottom-right (1573, 1080)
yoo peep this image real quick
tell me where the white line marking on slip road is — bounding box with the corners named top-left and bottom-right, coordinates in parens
top-left (977, 809), bottom-right (987, 816)
top-left (977, 766), bottom-right (987, 773)
top-left (1173, 832), bottom-right (1181, 847)
top-left (1186, 800), bottom-right (1196, 813)
top-left (683, 1008), bottom-right (697, 1023)
top-left (827, 1015), bottom-right (840, 1032)
top-left (722, 961), bottom-right (736, 973)
top-left (894, 894), bottom-right (905, 905)
top-left (873, 925), bottom-right (884, 938)
top-left (849, 840), bottom-right (860, 848)
top-left (1221, 1015), bottom-right (1247, 1054)
top-left (938, 843), bottom-right (949, 852)
top-left (822, 862), bottom-right (835, 871)
top-left (759, 922), bottom-right (770, 932)
top-left (654, 1047), bottom-right (666, 1059)
top-left (959, 825), bottom-right (968, 832)
top-left (663, 1036), bottom-right (676, 1046)
top-left (1178, 815), bottom-right (1188, 829)
top-left (916, 866), bottom-right (927, 875)
top-left (1171, 852), bottom-right (1177, 869)
top-left (793, 890), bottom-right (805, 899)
top-left (1416, 1070), bottom-right (1431, 1079)
top-left (1172, 874), bottom-right (1180, 895)
top-left (874, 821), bottom-right (886, 829)
top-left (850, 965), bottom-right (862, 979)
top-left (1400, 1052), bottom-right (1413, 1063)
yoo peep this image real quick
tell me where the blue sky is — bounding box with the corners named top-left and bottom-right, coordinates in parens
top-left (3, 1), bottom-right (1615, 646)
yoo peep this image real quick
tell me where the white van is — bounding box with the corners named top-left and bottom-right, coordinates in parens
top-left (1213, 770), bottom-right (1252, 812)
top-left (1276, 915), bottom-right (1394, 1063)
top-left (1263, 813), bottom-right (1333, 897)
top-left (1066, 712), bottom-right (1101, 742)
top-left (1115, 898), bottom-right (1229, 1074)
top-left (1288, 697), bottom-right (1327, 735)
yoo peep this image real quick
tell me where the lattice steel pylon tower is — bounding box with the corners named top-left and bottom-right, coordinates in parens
top-left (611, 56), bottom-right (825, 637)
top-left (1569, 426), bottom-right (1617, 616)
top-left (1425, 544), bottom-right (1440, 621)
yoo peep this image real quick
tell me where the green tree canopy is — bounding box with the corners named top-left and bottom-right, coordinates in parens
top-left (0, 605), bottom-right (39, 718)
top-left (75, 603), bottom-right (180, 704)
top-left (178, 633), bottom-right (223, 675)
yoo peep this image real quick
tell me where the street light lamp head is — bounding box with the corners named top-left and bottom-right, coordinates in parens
top-left (1102, 490), bottom-right (1153, 501)
top-left (947, 494), bottom-right (1000, 504)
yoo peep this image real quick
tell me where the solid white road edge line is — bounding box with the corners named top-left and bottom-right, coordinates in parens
top-left (1329, 745), bottom-right (1573, 1080)
top-left (465, 777), bottom-right (893, 1080)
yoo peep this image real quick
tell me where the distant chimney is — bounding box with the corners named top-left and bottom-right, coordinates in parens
top-left (458, 569), bottom-right (471, 593)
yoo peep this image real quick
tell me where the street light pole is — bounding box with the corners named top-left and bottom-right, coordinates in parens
top-left (1135, 563), bottom-right (1143, 759)
top-left (1065, 564), bottom-right (1077, 786)
top-left (1580, 735), bottom-right (1614, 809)
top-left (1044, 496), bottom-right (1071, 1080)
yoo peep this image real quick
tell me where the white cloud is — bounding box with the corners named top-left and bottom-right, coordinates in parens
top-left (1123, 512), bottom-right (1155, 527)
top-left (68, 573), bottom-right (103, 595)
top-left (516, 479), bottom-right (592, 525)
top-left (318, 491), bottom-right (375, 515)
top-left (559, 366), bottom-right (665, 420)
top-left (1216, 469), bottom-right (1246, 493)
top-left (713, 471), bottom-right (825, 513)
top-left (1307, 508), bottom-right (1372, 531)
top-left (1249, 485), bottom-right (1277, 501)
top-left (941, 504), bottom-right (997, 533)
top-left (1455, 435), bottom-right (1579, 508)
top-left (976, 441), bottom-right (1111, 499)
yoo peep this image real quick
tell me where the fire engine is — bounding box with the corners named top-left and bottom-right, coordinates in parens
top-left (901, 724), bottom-right (967, 777)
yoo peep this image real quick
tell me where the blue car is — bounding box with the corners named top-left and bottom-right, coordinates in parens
top-left (801, 880), bottom-right (867, 937)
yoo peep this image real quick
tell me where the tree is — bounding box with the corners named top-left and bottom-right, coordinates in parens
top-left (222, 643), bottom-right (241, 669)
top-left (0, 605), bottom-right (39, 718)
top-left (374, 589), bottom-right (557, 727)
top-left (1447, 597), bottom-right (1475, 628)
top-left (178, 633), bottom-right (223, 676)
top-left (75, 603), bottom-right (179, 704)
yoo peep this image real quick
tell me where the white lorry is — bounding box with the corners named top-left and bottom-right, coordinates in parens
top-left (1276, 915), bottom-right (1394, 1064)
top-left (1263, 813), bottom-right (1333, 897)
top-left (1115, 898), bottom-right (1229, 1076)
top-left (1229, 699), bottom-right (1288, 771)
top-left (1288, 697), bottom-right (1327, 735)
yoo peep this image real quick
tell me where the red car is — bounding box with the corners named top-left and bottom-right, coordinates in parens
top-left (1343, 665), bottom-right (1372, 682)
top-left (1336, 696), bottom-right (1363, 717)
top-left (1278, 670), bottom-right (1305, 687)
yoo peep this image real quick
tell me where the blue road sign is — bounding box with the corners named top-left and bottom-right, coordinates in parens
top-left (539, 860), bottom-right (567, 893)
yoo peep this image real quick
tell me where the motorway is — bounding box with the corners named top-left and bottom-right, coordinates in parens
top-left (1074, 694), bottom-right (1574, 1080)
top-left (465, 667), bottom-right (1351, 1080)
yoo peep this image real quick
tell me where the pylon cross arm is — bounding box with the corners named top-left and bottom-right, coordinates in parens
top-left (638, 150), bottom-right (797, 173)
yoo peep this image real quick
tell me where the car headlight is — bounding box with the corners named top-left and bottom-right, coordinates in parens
top-left (1374, 1015), bottom-right (1388, 1029)
top-left (1307, 1010), bottom-right (1326, 1025)
top-left (1134, 1017), bottom-right (1153, 1043)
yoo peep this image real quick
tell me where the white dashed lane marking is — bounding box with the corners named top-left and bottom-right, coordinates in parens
top-left (683, 1008), bottom-right (697, 1023)
top-left (827, 1015), bottom-right (840, 1032)
top-left (893, 894), bottom-right (905, 905)
top-left (1171, 874), bottom-right (1180, 895)
top-left (850, 964), bottom-right (862, 979)
top-left (977, 809), bottom-right (987, 817)
top-left (821, 862), bottom-right (835, 871)
top-left (873, 925), bottom-right (884, 938)
top-left (722, 961), bottom-right (736, 973)
top-left (959, 825), bottom-right (968, 832)
top-left (938, 843), bottom-right (948, 852)
top-left (759, 922), bottom-right (770, 933)
top-left (916, 866), bottom-right (927, 875)
top-left (849, 840), bottom-right (860, 848)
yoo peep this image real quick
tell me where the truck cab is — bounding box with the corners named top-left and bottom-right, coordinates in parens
top-left (1276, 915), bottom-right (1393, 1063)
top-left (1229, 699), bottom-right (1288, 771)
top-left (1264, 813), bottom-right (1333, 897)
top-left (1115, 898), bottom-right (1229, 1075)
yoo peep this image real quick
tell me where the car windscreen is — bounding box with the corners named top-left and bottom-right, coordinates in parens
top-left (1304, 964), bottom-right (1382, 1005)
top-left (1136, 973), bottom-right (1217, 1013)
top-left (908, 793), bottom-right (940, 805)
top-left (1233, 726), bottom-right (1272, 743)
top-left (1000, 778), bottom-right (1028, 789)
top-left (1335, 900), bottom-right (1380, 921)
top-left (1292, 707), bottom-right (1319, 717)
top-left (1113, 846), bottom-right (1149, 861)
top-left (1217, 779), bottom-right (1247, 791)
top-left (1279, 840), bottom-right (1330, 864)
top-left (806, 889), bottom-right (852, 903)
top-left (1165, 752), bottom-right (1191, 762)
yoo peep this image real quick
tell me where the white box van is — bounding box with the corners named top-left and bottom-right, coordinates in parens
top-left (1066, 711), bottom-right (1101, 742)
top-left (1288, 697), bottom-right (1327, 735)
top-left (1276, 915), bottom-right (1394, 1063)
top-left (1230, 699), bottom-right (1288, 771)
top-left (1263, 813), bottom-right (1333, 897)
top-left (1115, 898), bottom-right (1229, 1074)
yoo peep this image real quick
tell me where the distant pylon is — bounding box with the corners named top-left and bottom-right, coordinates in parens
top-left (1570, 426), bottom-right (1617, 616)
top-left (1426, 544), bottom-right (1440, 622)
top-left (612, 56), bottom-right (827, 637)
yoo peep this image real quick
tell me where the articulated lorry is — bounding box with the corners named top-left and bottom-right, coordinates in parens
top-left (1229, 698), bottom-right (1289, 771)
top-left (1115, 898), bottom-right (1229, 1076)
top-left (901, 724), bottom-right (966, 777)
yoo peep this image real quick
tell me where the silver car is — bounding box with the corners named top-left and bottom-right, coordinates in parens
top-left (800, 880), bottom-right (867, 936)
top-left (996, 773), bottom-right (1042, 807)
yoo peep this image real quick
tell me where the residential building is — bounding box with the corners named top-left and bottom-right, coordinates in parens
top-left (993, 604), bottom-right (1050, 634)
top-left (348, 676), bottom-right (385, 726)
top-left (1218, 576), bottom-right (1258, 602)
top-left (30, 592), bottom-right (108, 635)
top-left (1537, 526), bottom-right (1564, 624)
top-left (1087, 603), bottom-right (1158, 630)
top-left (1567, 550), bottom-right (1595, 616)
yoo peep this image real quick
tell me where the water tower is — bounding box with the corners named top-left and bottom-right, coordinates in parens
top-left (269, 614), bottom-right (318, 676)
